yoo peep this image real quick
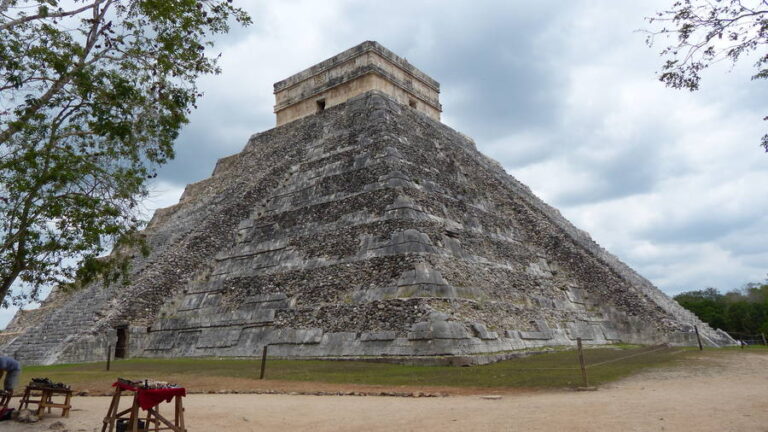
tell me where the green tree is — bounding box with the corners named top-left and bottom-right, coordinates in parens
top-left (674, 287), bottom-right (727, 330)
top-left (0, 0), bottom-right (250, 306)
top-left (675, 281), bottom-right (768, 337)
top-left (646, 0), bottom-right (768, 151)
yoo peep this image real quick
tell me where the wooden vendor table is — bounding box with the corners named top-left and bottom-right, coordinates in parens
top-left (101, 381), bottom-right (186, 432)
top-left (18, 384), bottom-right (72, 417)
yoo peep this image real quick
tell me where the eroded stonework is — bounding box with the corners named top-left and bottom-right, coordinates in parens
top-left (1, 90), bottom-right (734, 364)
top-left (274, 41), bottom-right (441, 126)
top-left (1, 82), bottom-right (734, 364)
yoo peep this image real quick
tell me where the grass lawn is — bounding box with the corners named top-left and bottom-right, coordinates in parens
top-left (11, 344), bottom-right (724, 394)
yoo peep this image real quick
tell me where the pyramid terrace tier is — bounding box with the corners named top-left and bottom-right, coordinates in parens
top-left (0, 91), bottom-right (734, 365)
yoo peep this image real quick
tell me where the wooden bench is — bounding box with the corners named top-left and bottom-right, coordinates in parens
top-left (18, 384), bottom-right (72, 418)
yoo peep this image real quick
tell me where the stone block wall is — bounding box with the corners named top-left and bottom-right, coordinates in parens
top-left (274, 41), bottom-right (441, 125)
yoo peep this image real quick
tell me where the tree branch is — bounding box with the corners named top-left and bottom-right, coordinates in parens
top-left (0, 1), bottom-right (113, 145)
top-left (0, 1), bottom-right (104, 32)
top-left (0, 0), bottom-right (15, 15)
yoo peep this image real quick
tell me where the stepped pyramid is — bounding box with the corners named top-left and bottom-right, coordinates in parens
top-left (1, 41), bottom-right (733, 365)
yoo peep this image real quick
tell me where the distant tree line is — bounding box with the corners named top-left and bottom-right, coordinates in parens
top-left (674, 281), bottom-right (768, 336)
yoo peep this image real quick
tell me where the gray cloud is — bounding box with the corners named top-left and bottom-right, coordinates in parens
top-left (157, 89), bottom-right (272, 185)
top-left (557, 138), bottom-right (665, 205)
top-left (4, 0), bottom-right (767, 328)
top-left (141, 0), bottom-right (768, 295)
top-left (720, 219), bottom-right (768, 256)
top-left (642, 212), bottom-right (760, 244)
top-left (345, 1), bottom-right (572, 141)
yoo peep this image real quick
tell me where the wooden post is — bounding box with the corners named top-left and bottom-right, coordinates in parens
top-left (175, 394), bottom-right (185, 431)
top-left (577, 338), bottom-right (588, 388)
top-left (106, 344), bottom-right (112, 371)
top-left (694, 325), bottom-right (703, 351)
top-left (761, 333), bottom-right (767, 346)
top-left (259, 345), bottom-right (268, 380)
top-left (129, 393), bottom-right (140, 432)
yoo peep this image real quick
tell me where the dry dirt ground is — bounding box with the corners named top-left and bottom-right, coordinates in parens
top-left (3, 351), bottom-right (767, 432)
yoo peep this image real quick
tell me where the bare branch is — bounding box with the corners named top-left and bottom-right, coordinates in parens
top-left (0, 1), bottom-right (104, 32)
top-left (646, 0), bottom-right (767, 150)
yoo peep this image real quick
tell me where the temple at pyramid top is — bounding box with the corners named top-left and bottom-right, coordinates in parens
top-left (273, 41), bottom-right (442, 125)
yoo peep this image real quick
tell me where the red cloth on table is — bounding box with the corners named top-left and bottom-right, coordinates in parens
top-left (112, 382), bottom-right (186, 411)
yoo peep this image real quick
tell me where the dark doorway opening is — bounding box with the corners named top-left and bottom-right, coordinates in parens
top-left (316, 99), bottom-right (326, 112)
top-left (409, 98), bottom-right (418, 109)
top-left (115, 327), bottom-right (128, 359)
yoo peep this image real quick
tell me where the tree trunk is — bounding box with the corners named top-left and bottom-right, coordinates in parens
top-left (0, 268), bottom-right (21, 307)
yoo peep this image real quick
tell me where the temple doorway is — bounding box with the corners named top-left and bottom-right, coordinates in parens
top-left (115, 327), bottom-right (128, 359)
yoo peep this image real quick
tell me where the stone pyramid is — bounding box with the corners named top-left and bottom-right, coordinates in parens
top-left (1, 42), bottom-right (733, 365)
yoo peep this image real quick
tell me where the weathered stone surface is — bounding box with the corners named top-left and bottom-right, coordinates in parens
top-left (272, 328), bottom-right (323, 345)
top-left (567, 322), bottom-right (596, 341)
top-left (146, 332), bottom-right (177, 351)
top-left (360, 331), bottom-right (397, 342)
top-left (470, 323), bottom-right (499, 340)
top-left (197, 328), bottom-right (243, 348)
top-left (519, 320), bottom-right (555, 340)
top-left (274, 41), bottom-right (441, 126)
top-left (0, 47), bottom-right (735, 365)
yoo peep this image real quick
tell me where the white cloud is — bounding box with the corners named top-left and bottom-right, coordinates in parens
top-left (4, 0), bottom-right (767, 328)
top-left (140, 181), bottom-right (186, 221)
top-left (0, 308), bottom-right (15, 329)
top-left (472, 0), bottom-right (768, 298)
top-left (77, 0), bottom-right (768, 297)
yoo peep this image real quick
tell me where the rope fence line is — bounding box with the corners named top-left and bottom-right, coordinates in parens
top-left (565, 330), bottom-right (767, 389)
top-left (463, 345), bottom-right (682, 373)
top-left (479, 344), bottom-right (682, 374)
top-left (725, 331), bottom-right (764, 336)
top-left (586, 345), bottom-right (670, 368)
top-left (457, 344), bottom-right (683, 377)
top-left (570, 339), bottom-right (688, 389)
top-left (482, 366), bottom-right (582, 371)
top-left (723, 331), bottom-right (767, 345)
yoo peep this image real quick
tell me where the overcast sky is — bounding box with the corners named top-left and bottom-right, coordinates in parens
top-left (2, 0), bottom-right (766, 328)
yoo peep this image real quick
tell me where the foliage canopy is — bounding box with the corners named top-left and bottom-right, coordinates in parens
top-left (0, 0), bottom-right (250, 306)
top-left (674, 282), bottom-right (768, 336)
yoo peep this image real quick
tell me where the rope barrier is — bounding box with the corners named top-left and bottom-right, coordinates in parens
top-left (587, 345), bottom-right (671, 368)
top-left (487, 367), bottom-right (580, 371)
top-left (491, 345), bottom-right (679, 372)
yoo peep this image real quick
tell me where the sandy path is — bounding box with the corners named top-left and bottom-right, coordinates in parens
top-left (4, 351), bottom-right (768, 432)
